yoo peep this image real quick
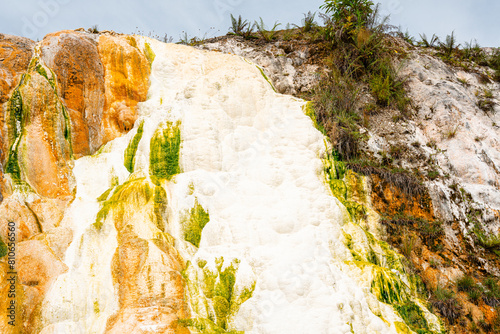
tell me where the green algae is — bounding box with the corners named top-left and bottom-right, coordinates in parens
top-left (153, 185), bottom-right (167, 231)
top-left (144, 42), bottom-right (156, 67)
top-left (149, 121), bottom-right (181, 181)
top-left (302, 102), bottom-right (327, 135)
top-left (93, 177), bottom-right (154, 230)
top-left (182, 198), bottom-right (210, 247)
top-left (35, 63), bottom-right (56, 89)
top-left (97, 187), bottom-right (113, 202)
top-left (0, 238), bottom-right (7, 258)
top-left (5, 59), bottom-right (74, 185)
top-left (395, 301), bottom-right (431, 334)
top-left (343, 225), bottom-right (439, 333)
top-left (126, 36), bottom-right (138, 48)
top-left (93, 300), bottom-right (100, 314)
top-left (181, 257), bottom-right (255, 333)
top-left (394, 322), bottom-right (414, 334)
top-left (371, 267), bottom-right (409, 305)
top-left (323, 152), bottom-right (366, 222)
top-left (256, 65), bottom-right (276, 92)
top-left (5, 86), bottom-right (26, 183)
top-left (123, 121), bottom-right (144, 173)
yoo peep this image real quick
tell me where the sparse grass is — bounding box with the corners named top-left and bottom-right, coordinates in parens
top-left (395, 28), bottom-right (414, 45)
top-left (483, 277), bottom-right (500, 307)
top-left (456, 275), bottom-right (475, 292)
top-left (401, 233), bottom-right (416, 258)
top-left (177, 31), bottom-right (210, 46)
top-left (462, 39), bottom-right (487, 65)
top-left (477, 99), bottom-right (495, 112)
top-left (282, 23), bottom-right (295, 41)
top-left (443, 124), bottom-right (459, 139)
top-left (348, 161), bottom-right (425, 198)
top-left (308, 68), bottom-right (362, 161)
top-left (473, 224), bottom-right (500, 249)
top-left (457, 77), bottom-right (469, 86)
top-left (484, 89), bottom-right (494, 99)
top-left (88, 25), bottom-right (99, 34)
top-left (456, 275), bottom-right (483, 304)
top-left (488, 49), bottom-right (500, 82)
top-left (162, 34), bottom-right (174, 43)
top-left (178, 32), bottom-right (190, 45)
top-left (429, 258), bottom-right (439, 268)
top-left (431, 286), bottom-right (463, 325)
top-left (427, 170), bottom-right (439, 180)
top-left (381, 214), bottom-right (444, 252)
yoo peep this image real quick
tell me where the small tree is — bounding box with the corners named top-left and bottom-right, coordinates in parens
top-left (320, 0), bottom-right (374, 39)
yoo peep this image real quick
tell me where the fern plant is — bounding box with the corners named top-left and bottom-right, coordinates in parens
top-left (254, 17), bottom-right (281, 42)
top-left (229, 14), bottom-right (254, 38)
top-left (439, 31), bottom-right (460, 58)
top-left (418, 33), bottom-right (439, 47)
top-left (294, 11), bottom-right (317, 33)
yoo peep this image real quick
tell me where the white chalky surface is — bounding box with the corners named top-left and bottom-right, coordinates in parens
top-left (40, 37), bottom-right (408, 333)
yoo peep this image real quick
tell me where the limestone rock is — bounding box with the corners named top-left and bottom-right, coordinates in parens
top-left (41, 31), bottom-right (105, 157)
top-left (0, 34), bottom-right (35, 200)
top-left (98, 35), bottom-right (151, 145)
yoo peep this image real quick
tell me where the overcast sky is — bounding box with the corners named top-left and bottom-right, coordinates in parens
top-left (1, 0), bottom-right (498, 47)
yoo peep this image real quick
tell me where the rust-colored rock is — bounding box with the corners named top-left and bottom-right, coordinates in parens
top-left (98, 35), bottom-right (151, 145)
top-left (0, 34), bottom-right (33, 106)
top-left (0, 198), bottom-right (41, 243)
top-left (41, 31), bottom-right (105, 157)
top-left (12, 64), bottom-right (74, 199)
top-left (104, 179), bottom-right (189, 333)
top-left (16, 239), bottom-right (67, 332)
top-left (0, 34), bottom-right (34, 201)
top-left (370, 174), bottom-right (435, 221)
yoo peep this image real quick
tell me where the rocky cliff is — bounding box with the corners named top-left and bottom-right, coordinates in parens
top-left (0, 29), bottom-right (499, 334)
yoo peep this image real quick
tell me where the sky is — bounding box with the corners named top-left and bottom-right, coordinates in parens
top-left (0, 0), bottom-right (499, 47)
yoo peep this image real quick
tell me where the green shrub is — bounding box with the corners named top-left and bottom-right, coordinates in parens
top-left (294, 11), bottom-right (317, 33)
top-left (320, 0), bottom-right (374, 40)
top-left (483, 277), bottom-right (500, 307)
top-left (431, 287), bottom-right (462, 325)
top-left (456, 275), bottom-right (475, 292)
top-left (308, 68), bottom-right (362, 160)
top-left (438, 31), bottom-right (460, 59)
top-left (419, 33), bottom-right (439, 48)
top-left (456, 275), bottom-right (483, 304)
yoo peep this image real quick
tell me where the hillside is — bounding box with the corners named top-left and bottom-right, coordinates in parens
top-left (0, 17), bottom-right (499, 334)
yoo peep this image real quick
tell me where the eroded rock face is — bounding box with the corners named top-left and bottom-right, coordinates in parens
top-left (0, 30), bottom-right (154, 333)
top-left (98, 35), bottom-right (151, 145)
top-left (14, 63), bottom-right (74, 199)
top-left (0, 34), bottom-right (35, 200)
top-left (41, 31), bottom-right (105, 158)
